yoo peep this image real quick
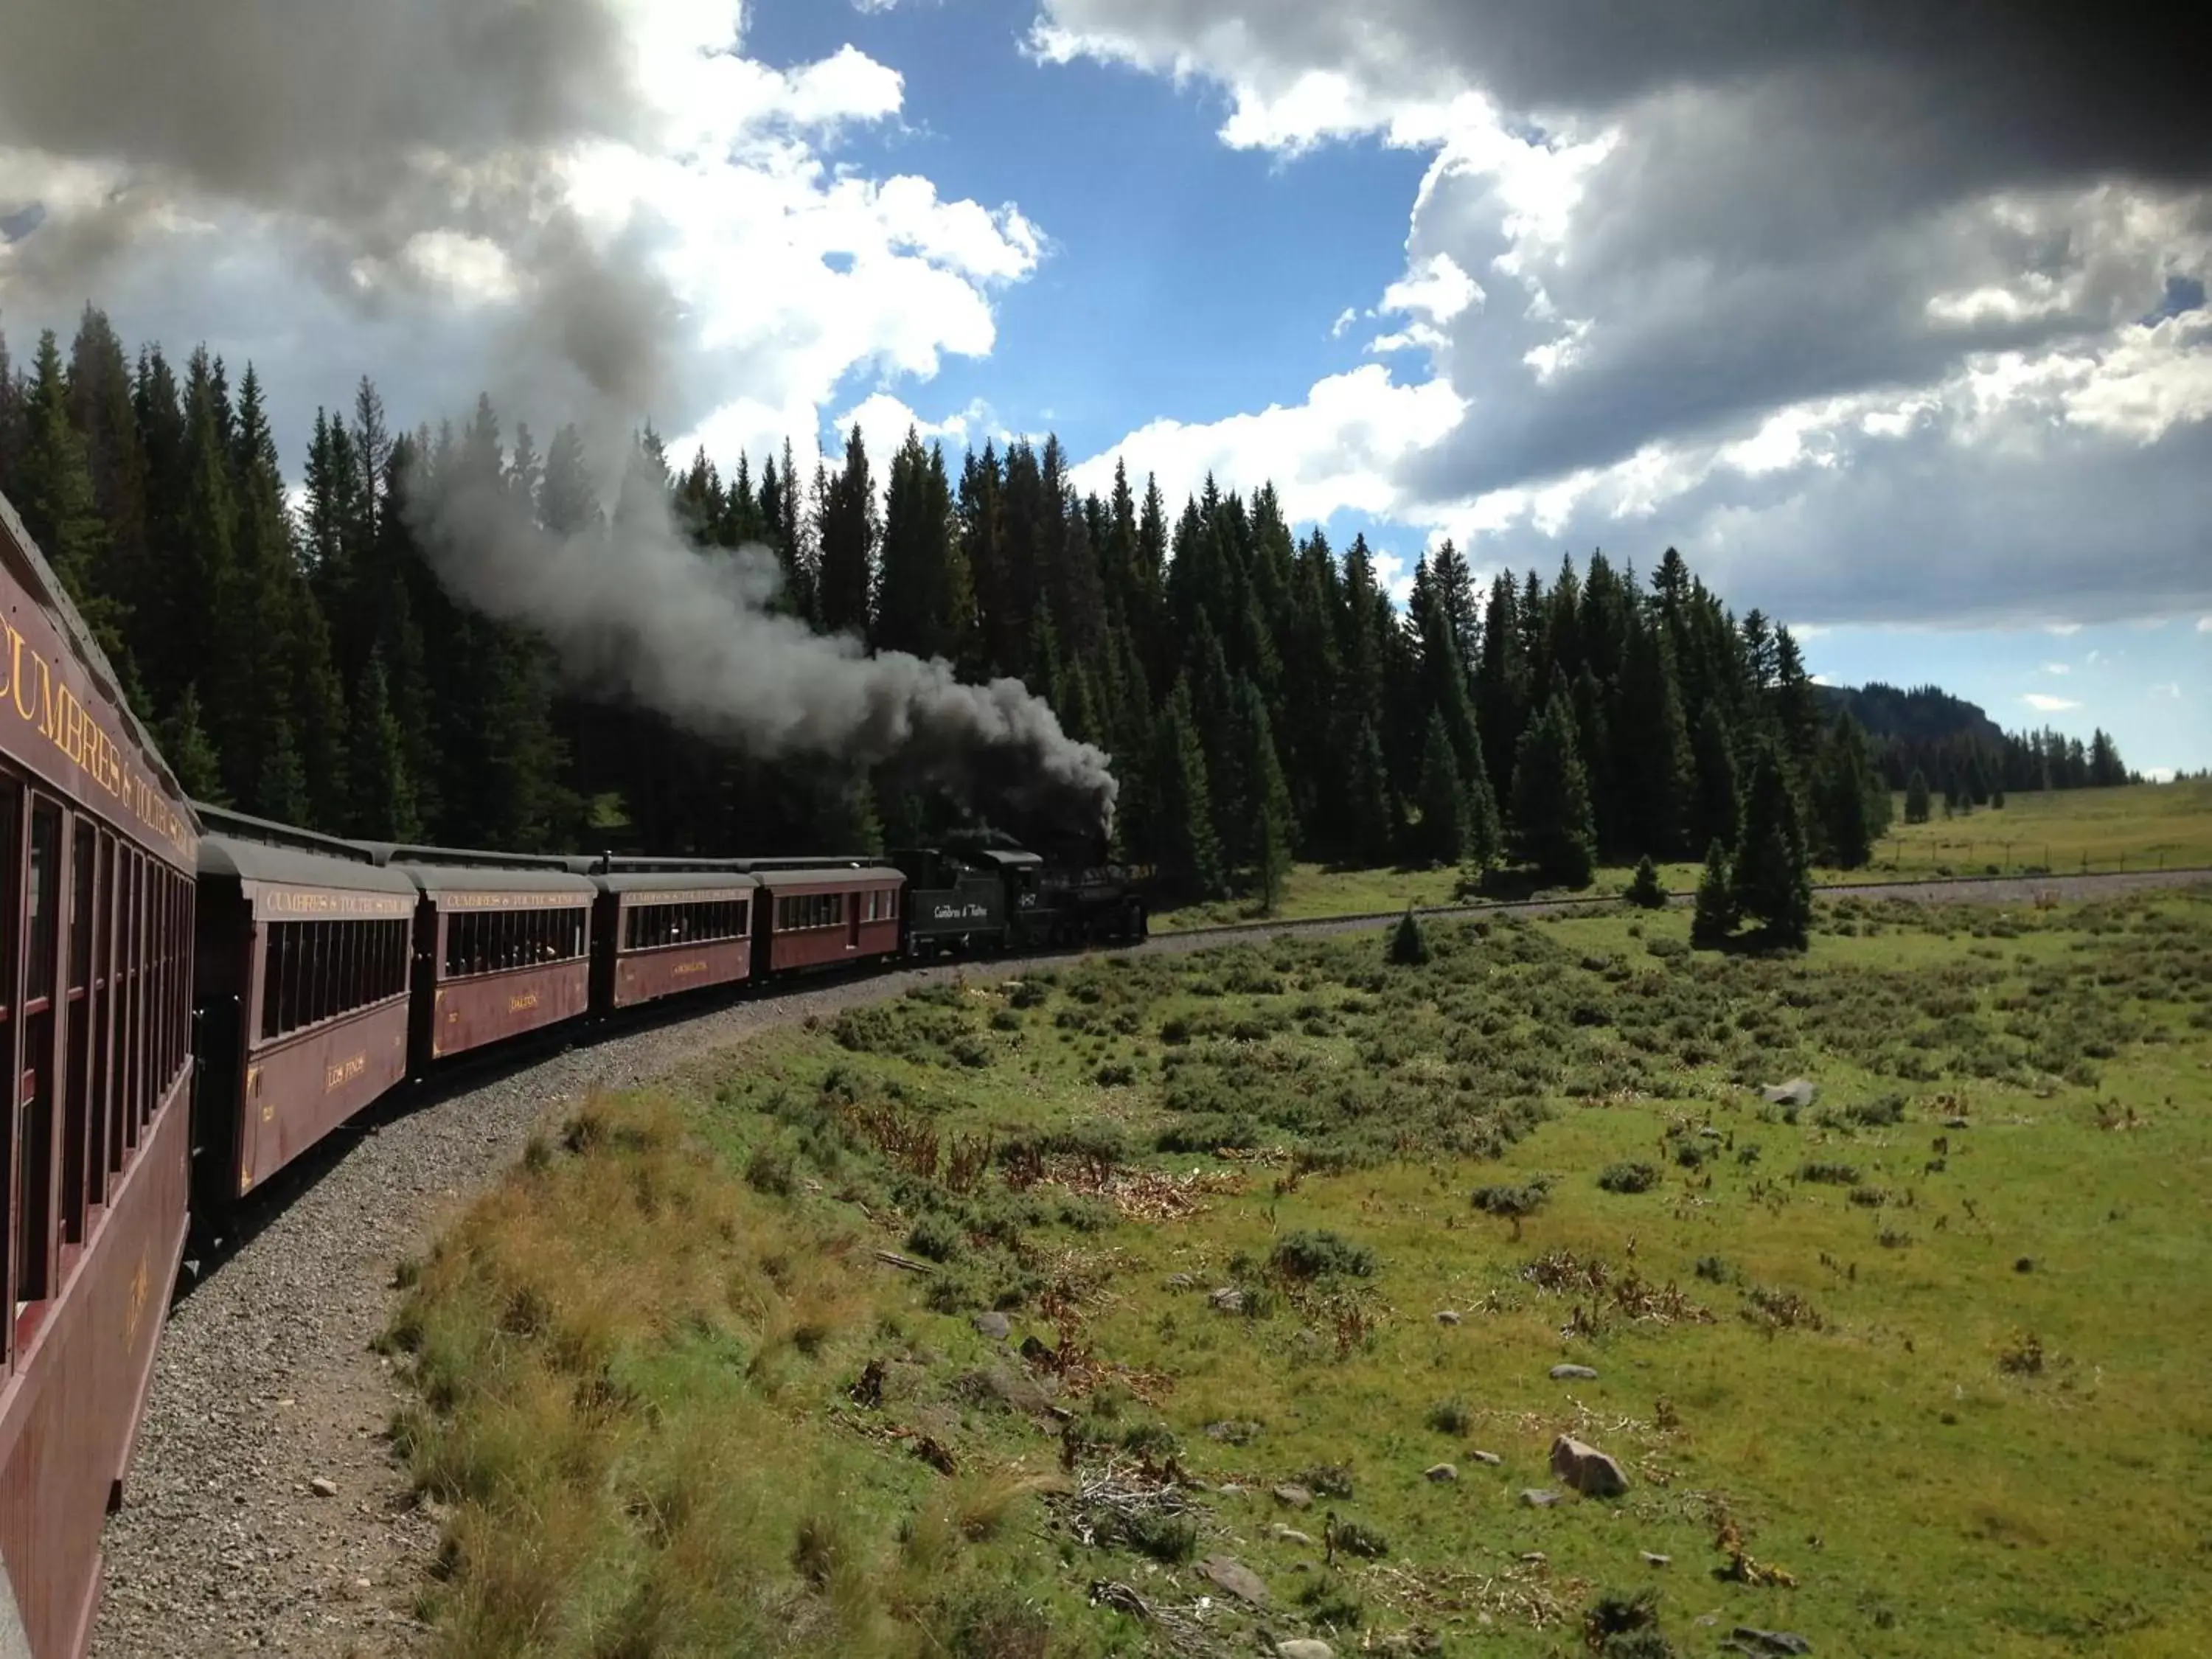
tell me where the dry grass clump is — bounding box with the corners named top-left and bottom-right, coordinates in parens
top-left (386, 1091), bottom-right (1069, 1659)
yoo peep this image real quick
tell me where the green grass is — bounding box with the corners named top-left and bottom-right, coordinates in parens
top-left (387, 885), bottom-right (2212, 1657)
top-left (1150, 779), bottom-right (2212, 931)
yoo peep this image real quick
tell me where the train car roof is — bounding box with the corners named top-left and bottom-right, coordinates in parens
top-left (560, 854), bottom-right (751, 876)
top-left (752, 865), bottom-right (905, 889)
top-left (389, 863), bottom-right (598, 897)
top-left (198, 832), bottom-right (420, 897)
top-left (724, 855), bottom-right (879, 872)
top-left (588, 870), bottom-right (761, 896)
top-left (0, 488), bottom-right (196, 844)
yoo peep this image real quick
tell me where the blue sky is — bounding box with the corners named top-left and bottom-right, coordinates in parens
top-left (1, 0), bottom-right (2204, 771)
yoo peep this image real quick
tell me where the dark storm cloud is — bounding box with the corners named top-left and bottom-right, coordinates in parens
top-left (1469, 414), bottom-right (2212, 632)
top-left (1042, 0), bottom-right (2212, 623)
top-left (0, 0), bottom-right (638, 215)
top-left (1050, 0), bottom-right (2212, 183)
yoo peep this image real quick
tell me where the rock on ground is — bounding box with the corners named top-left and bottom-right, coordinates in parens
top-left (1550, 1434), bottom-right (1630, 1498)
top-left (1550, 1363), bottom-right (1599, 1381)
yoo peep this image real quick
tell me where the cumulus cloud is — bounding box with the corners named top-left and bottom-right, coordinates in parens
top-left (1065, 363), bottom-right (1465, 526)
top-left (2023, 693), bottom-right (2081, 712)
top-left (1046, 0), bottom-right (2212, 625)
top-left (0, 1), bottom-right (1041, 476)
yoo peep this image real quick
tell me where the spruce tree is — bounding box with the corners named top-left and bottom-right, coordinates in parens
top-left (1615, 619), bottom-right (1692, 856)
top-left (1626, 855), bottom-right (1666, 909)
top-left (1905, 768), bottom-right (1932, 824)
top-left (349, 650), bottom-right (422, 840)
top-left (1239, 679), bottom-right (1294, 911)
top-left (158, 683), bottom-right (226, 804)
top-left (1389, 907), bottom-right (1431, 967)
top-left (1509, 693), bottom-right (1597, 888)
top-left (1732, 741), bottom-right (1813, 947)
top-left (1347, 716), bottom-right (1397, 867)
top-left (1690, 702), bottom-right (1740, 853)
top-left (1413, 710), bottom-right (1467, 865)
top-left (816, 422), bottom-right (877, 637)
top-left (1691, 840), bottom-right (1736, 947)
top-left (1814, 714), bottom-right (1878, 869)
top-left (1152, 677), bottom-right (1223, 898)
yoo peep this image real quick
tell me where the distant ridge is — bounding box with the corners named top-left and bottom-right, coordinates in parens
top-left (1816, 681), bottom-right (2003, 748)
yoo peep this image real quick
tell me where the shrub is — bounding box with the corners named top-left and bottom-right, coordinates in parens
top-left (1798, 1161), bottom-right (1863, 1186)
top-left (1693, 1254), bottom-right (1731, 1284)
top-left (1271, 1229), bottom-right (1377, 1280)
top-left (1597, 1161), bottom-right (1660, 1194)
top-left (1471, 1179), bottom-right (1551, 1218)
top-left (1331, 1519), bottom-right (1389, 1559)
top-left (1389, 908), bottom-right (1431, 967)
top-left (906, 1213), bottom-right (965, 1263)
top-left (1425, 1397), bottom-right (1474, 1436)
top-left (744, 1141), bottom-right (797, 1197)
top-left (1126, 1512), bottom-right (1197, 1563)
top-left (1626, 857), bottom-right (1668, 910)
top-left (1845, 1093), bottom-right (1907, 1127)
top-left (1583, 1586), bottom-right (1671, 1656)
top-left (1299, 1464), bottom-right (1355, 1500)
top-left (1158, 1015), bottom-right (1192, 1046)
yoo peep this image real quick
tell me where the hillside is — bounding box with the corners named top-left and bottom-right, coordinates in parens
top-left (1815, 681), bottom-right (2004, 747)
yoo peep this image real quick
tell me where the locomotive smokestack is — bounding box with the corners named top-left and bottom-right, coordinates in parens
top-left (407, 456), bottom-right (1117, 836)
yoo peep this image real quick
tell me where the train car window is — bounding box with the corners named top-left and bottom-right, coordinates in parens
top-left (60, 821), bottom-right (94, 1246)
top-left (93, 835), bottom-right (115, 1189)
top-left (133, 855), bottom-right (152, 1138)
top-left (17, 799), bottom-right (62, 1308)
top-left (0, 782), bottom-right (14, 1350)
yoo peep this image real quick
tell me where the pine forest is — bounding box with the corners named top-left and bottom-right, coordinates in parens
top-left (0, 308), bottom-right (2139, 921)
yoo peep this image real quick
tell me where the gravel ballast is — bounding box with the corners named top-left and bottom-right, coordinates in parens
top-left (88, 870), bottom-right (2206, 1657)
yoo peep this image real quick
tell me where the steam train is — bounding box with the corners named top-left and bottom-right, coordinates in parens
top-left (0, 490), bottom-right (1144, 1658)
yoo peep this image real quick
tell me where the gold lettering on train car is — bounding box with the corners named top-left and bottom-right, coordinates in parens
top-left (0, 616), bottom-right (195, 860)
top-left (326, 1053), bottom-right (366, 1092)
top-left (509, 991), bottom-right (540, 1012)
top-left (672, 959), bottom-right (709, 976)
top-left (125, 1251), bottom-right (151, 1346)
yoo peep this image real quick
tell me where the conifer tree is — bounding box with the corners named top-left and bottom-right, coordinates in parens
top-left (1239, 678), bottom-right (1294, 911)
top-left (1413, 710), bottom-right (1467, 865)
top-left (1691, 840), bottom-right (1736, 947)
top-left (1732, 741), bottom-right (1812, 947)
top-left (1615, 618), bottom-right (1692, 856)
top-left (158, 683), bottom-right (226, 804)
top-left (1509, 693), bottom-right (1597, 888)
top-left (1389, 907), bottom-right (1431, 967)
top-left (816, 422), bottom-right (876, 637)
top-left (16, 330), bottom-right (127, 667)
top-left (1691, 702), bottom-right (1741, 852)
top-left (1905, 767), bottom-right (1932, 824)
top-left (1151, 676), bottom-right (1223, 898)
top-left (1347, 716), bottom-right (1397, 868)
top-left (1627, 855), bottom-right (1666, 909)
top-left (1814, 714), bottom-right (1879, 869)
top-left (349, 650), bottom-right (422, 840)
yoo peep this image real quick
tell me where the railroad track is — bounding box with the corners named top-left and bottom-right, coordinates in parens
top-left (1150, 864), bottom-right (2212, 945)
top-left (90, 861), bottom-right (2210, 1658)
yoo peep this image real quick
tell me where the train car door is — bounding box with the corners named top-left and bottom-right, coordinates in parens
top-left (846, 893), bottom-right (861, 952)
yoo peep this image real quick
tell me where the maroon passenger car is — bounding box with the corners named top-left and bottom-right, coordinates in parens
top-left (0, 492), bottom-right (198, 1659)
top-left (740, 860), bottom-right (905, 975)
top-left (355, 848), bottom-right (596, 1069)
top-left (191, 809), bottom-right (417, 1206)
top-left (571, 858), bottom-right (760, 1010)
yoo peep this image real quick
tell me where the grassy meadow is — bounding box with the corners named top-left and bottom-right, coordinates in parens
top-left (386, 886), bottom-right (2212, 1658)
top-left (1150, 779), bottom-right (2212, 931)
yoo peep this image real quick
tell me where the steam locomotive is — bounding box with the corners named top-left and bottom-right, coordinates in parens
top-left (0, 487), bottom-right (1144, 1658)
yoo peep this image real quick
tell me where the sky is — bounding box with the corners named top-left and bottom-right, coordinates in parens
top-left (1, 0), bottom-right (2206, 771)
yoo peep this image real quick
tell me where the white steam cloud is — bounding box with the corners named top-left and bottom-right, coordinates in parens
top-left (409, 459), bottom-right (1119, 838)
